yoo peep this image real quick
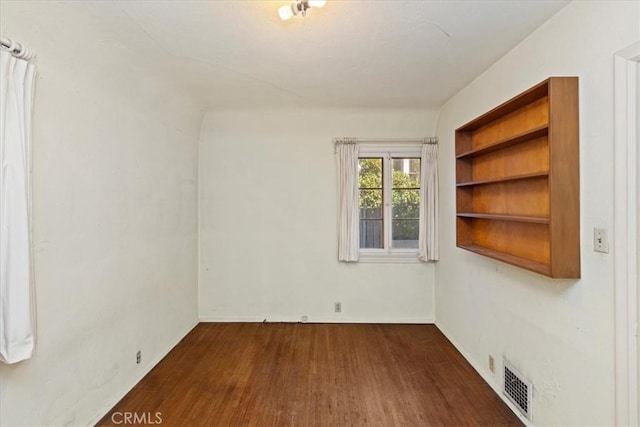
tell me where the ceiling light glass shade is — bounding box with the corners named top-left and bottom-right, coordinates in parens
top-left (308, 0), bottom-right (326, 8)
top-left (278, 5), bottom-right (294, 20)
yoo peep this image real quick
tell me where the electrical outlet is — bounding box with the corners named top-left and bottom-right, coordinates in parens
top-left (136, 350), bottom-right (141, 364)
top-left (594, 228), bottom-right (609, 253)
top-left (301, 315), bottom-right (308, 323)
top-left (489, 355), bottom-right (495, 373)
top-left (334, 302), bottom-right (342, 313)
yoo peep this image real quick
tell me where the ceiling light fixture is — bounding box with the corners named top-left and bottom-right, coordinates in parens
top-left (278, 0), bottom-right (326, 21)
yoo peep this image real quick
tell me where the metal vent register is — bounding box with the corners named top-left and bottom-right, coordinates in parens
top-left (503, 360), bottom-right (533, 420)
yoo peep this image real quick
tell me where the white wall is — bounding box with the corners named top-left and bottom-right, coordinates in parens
top-left (199, 109), bottom-right (437, 323)
top-left (435, 1), bottom-right (639, 426)
top-left (637, 59), bottom-right (640, 425)
top-left (0, 3), bottom-right (203, 426)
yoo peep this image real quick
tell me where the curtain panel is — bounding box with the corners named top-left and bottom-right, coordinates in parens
top-left (0, 50), bottom-right (37, 364)
top-left (418, 143), bottom-right (439, 261)
top-left (336, 141), bottom-right (360, 262)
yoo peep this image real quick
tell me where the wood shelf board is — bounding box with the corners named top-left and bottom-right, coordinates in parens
top-left (456, 125), bottom-right (549, 159)
top-left (456, 171), bottom-right (549, 187)
top-left (456, 213), bottom-right (550, 224)
top-left (457, 244), bottom-right (552, 276)
top-left (456, 79), bottom-right (550, 131)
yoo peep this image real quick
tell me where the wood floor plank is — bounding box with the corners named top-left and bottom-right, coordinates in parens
top-left (97, 323), bottom-right (523, 427)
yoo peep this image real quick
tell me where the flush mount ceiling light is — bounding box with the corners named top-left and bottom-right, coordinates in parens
top-left (278, 0), bottom-right (326, 21)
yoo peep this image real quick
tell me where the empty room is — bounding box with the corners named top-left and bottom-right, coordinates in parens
top-left (1, 1), bottom-right (639, 426)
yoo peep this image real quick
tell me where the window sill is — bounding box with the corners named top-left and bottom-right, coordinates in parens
top-left (359, 252), bottom-right (422, 264)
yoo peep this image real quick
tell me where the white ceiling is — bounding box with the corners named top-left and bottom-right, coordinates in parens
top-left (87, 0), bottom-right (569, 109)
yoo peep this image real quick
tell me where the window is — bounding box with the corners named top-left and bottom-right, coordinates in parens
top-left (358, 146), bottom-right (422, 261)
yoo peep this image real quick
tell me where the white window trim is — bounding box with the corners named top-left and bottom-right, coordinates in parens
top-left (358, 144), bottom-right (422, 263)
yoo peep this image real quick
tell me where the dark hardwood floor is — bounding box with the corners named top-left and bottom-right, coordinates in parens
top-left (98, 323), bottom-right (523, 426)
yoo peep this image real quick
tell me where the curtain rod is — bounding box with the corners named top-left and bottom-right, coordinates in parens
top-left (0, 37), bottom-right (35, 60)
top-left (333, 137), bottom-right (438, 145)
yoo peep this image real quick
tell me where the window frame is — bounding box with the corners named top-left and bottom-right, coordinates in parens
top-left (358, 144), bottom-right (422, 263)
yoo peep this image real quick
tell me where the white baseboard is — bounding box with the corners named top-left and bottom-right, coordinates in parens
top-left (88, 320), bottom-right (199, 426)
top-left (436, 322), bottom-right (532, 427)
top-left (198, 316), bottom-right (435, 324)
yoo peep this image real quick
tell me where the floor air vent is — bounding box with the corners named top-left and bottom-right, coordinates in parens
top-left (503, 360), bottom-right (533, 420)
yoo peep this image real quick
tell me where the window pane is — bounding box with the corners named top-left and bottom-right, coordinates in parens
top-left (392, 158), bottom-right (420, 249)
top-left (392, 189), bottom-right (419, 219)
top-left (392, 158), bottom-right (420, 188)
top-left (359, 157), bottom-right (383, 248)
top-left (392, 219), bottom-right (419, 249)
top-left (359, 158), bottom-right (382, 188)
top-left (360, 219), bottom-right (383, 249)
top-left (360, 190), bottom-right (383, 219)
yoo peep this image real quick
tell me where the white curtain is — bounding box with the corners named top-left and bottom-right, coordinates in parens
top-left (0, 50), bottom-right (37, 364)
top-left (418, 143), bottom-right (439, 262)
top-left (336, 141), bottom-right (360, 262)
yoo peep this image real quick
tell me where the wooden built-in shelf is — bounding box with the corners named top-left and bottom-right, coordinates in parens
top-left (456, 171), bottom-right (549, 187)
top-left (457, 245), bottom-right (552, 276)
top-left (456, 125), bottom-right (548, 159)
top-left (455, 77), bottom-right (580, 278)
top-left (456, 213), bottom-right (550, 224)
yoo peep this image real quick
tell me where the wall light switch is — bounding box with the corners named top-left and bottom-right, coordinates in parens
top-left (594, 228), bottom-right (609, 253)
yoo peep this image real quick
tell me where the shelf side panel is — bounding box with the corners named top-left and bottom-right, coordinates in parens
top-left (456, 217), bottom-right (473, 246)
top-left (549, 77), bottom-right (581, 278)
top-left (457, 158), bottom-right (472, 184)
top-left (455, 131), bottom-right (473, 157)
top-left (457, 186), bottom-right (473, 214)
